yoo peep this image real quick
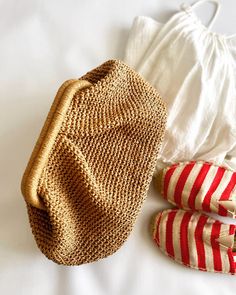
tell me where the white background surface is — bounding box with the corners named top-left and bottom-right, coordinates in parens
top-left (1, 0), bottom-right (236, 294)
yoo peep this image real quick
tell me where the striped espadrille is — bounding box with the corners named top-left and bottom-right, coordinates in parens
top-left (153, 209), bottom-right (236, 274)
top-left (156, 161), bottom-right (236, 218)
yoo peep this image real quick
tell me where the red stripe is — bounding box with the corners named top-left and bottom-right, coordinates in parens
top-left (228, 249), bottom-right (236, 274)
top-left (229, 224), bottom-right (236, 235)
top-left (229, 225), bottom-right (236, 274)
top-left (188, 163), bottom-right (211, 210)
top-left (180, 211), bottom-right (192, 266)
top-left (174, 162), bottom-right (195, 207)
top-left (218, 172), bottom-right (236, 216)
top-left (202, 167), bottom-right (225, 212)
top-left (218, 206), bottom-right (228, 217)
top-left (211, 221), bottom-right (222, 272)
top-left (154, 213), bottom-right (162, 246)
top-left (165, 210), bottom-right (177, 257)
top-left (220, 172), bottom-right (236, 200)
top-left (195, 214), bottom-right (208, 270)
top-left (163, 164), bottom-right (178, 199)
top-left (228, 225), bottom-right (236, 274)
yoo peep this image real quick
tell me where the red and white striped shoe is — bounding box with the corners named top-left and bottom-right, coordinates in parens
top-left (153, 209), bottom-right (236, 274)
top-left (156, 161), bottom-right (236, 218)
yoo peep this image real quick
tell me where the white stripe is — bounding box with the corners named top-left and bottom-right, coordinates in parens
top-left (188, 212), bottom-right (201, 268)
top-left (181, 162), bottom-right (203, 210)
top-left (218, 223), bottom-right (231, 273)
top-left (154, 212), bottom-right (162, 243)
top-left (203, 216), bottom-right (215, 272)
top-left (210, 170), bottom-right (233, 214)
top-left (167, 164), bottom-right (187, 204)
top-left (159, 211), bottom-right (169, 253)
top-left (172, 210), bottom-right (185, 262)
top-left (194, 165), bottom-right (219, 211)
top-left (224, 253), bottom-right (234, 273)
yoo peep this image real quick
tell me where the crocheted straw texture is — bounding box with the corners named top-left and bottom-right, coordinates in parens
top-left (23, 60), bottom-right (167, 265)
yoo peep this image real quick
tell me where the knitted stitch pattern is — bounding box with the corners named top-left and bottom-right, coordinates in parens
top-left (23, 60), bottom-right (167, 265)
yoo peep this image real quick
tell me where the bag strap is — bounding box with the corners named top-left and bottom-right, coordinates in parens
top-left (181, 0), bottom-right (221, 29)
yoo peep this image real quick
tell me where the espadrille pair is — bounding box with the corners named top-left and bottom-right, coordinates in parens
top-left (21, 60), bottom-right (167, 265)
top-left (153, 161), bottom-right (236, 274)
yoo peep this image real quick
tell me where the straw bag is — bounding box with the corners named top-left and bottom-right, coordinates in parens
top-left (21, 60), bottom-right (167, 265)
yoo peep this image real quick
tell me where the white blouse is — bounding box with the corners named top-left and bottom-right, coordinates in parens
top-left (124, 0), bottom-right (236, 174)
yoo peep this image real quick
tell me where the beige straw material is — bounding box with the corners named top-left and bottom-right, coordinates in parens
top-left (21, 80), bottom-right (92, 209)
top-left (21, 60), bottom-right (167, 265)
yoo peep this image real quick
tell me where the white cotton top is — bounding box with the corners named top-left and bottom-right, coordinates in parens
top-left (124, 0), bottom-right (236, 174)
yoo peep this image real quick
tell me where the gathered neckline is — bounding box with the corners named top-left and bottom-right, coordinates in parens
top-left (136, 9), bottom-right (236, 51)
top-left (183, 8), bottom-right (236, 43)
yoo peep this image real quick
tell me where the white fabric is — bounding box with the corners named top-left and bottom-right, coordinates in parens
top-left (2, 1), bottom-right (236, 295)
top-left (125, 0), bottom-right (236, 174)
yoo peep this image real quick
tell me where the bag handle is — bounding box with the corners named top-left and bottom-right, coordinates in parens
top-left (181, 0), bottom-right (221, 29)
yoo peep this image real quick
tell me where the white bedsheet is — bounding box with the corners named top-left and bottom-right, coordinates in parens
top-left (1, 1), bottom-right (236, 294)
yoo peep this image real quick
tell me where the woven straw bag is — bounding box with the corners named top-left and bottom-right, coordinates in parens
top-left (21, 60), bottom-right (167, 265)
